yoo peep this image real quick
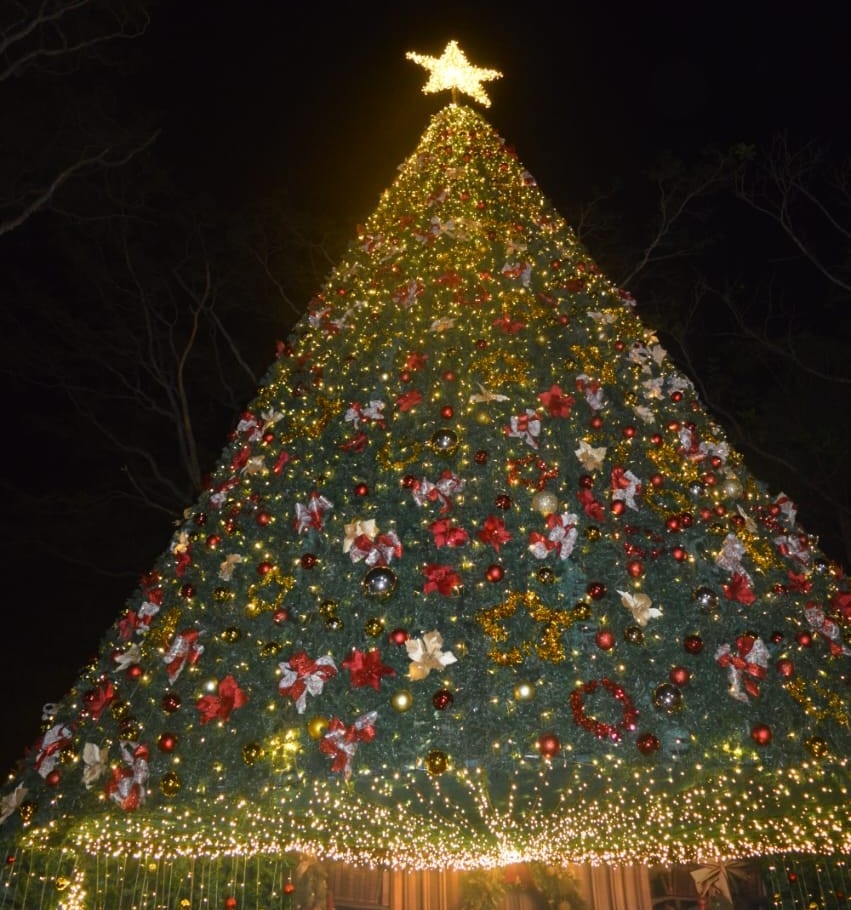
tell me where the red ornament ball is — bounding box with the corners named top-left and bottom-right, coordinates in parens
top-left (589, 415), bottom-right (604, 429)
top-left (636, 733), bottom-right (660, 755)
top-left (474, 450), bottom-right (489, 465)
top-left (665, 516), bottom-right (680, 532)
top-left (626, 559), bottom-right (644, 578)
top-left (622, 425), bottom-right (637, 439)
top-left (273, 608), bottom-right (290, 624)
top-left (683, 634), bottom-right (704, 655)
top-left (440, 405), bottom-right (454, 419)
top-left (162, 692), bottom-right (181, 713)
top-left (206, 534), bottom-right (222, 549)
top-left (224, 898), bottom-right (238, 910)
top-left (257, 561), bottom-right (273, 576)
top-left (127, 664), bottom-right (143, 680)
top-left (770, 631), bottom-right (784, 644)
top-left (787, 872), bottom-right (798, 884)
top-left (538, 732), bottom-right (561, 758)
top-left (283, 882), bottom-right (296, 895)
top-left (45, 770), bottom-right (61, 787)
top-left (485, 564), bottom-right (505, 583)
top-left (180, 584), bottom-right (195, 599)
top-left (613, 339), bottom-right (625, 351)
top-left (595, 629), bottom-right (615, 651)
top-left (475, 338), bottom-right (488, 350)
top-left (703, 472), bottom-right (717, 487)
top-left (796, 631), bottom-right (813, 648)
top-left (671, 546), bottom-right (687, 562)
top-left (157, 733), bottom-right (178, 753)
top-left (443, 370), bottom-right (456, 381)
top-left (389, 628), bottom-right (409, 646)
top-left (587, 581), bottom-right (607, 600)
top-left (354, 483), bottom-right (369, 497)
top-left (300, 553), bottom-right (318, 569)
top-left (610, 500), bottom-right (625, 517)
top-left (650, 433), bottom-right (663, 446)
top-left (669, 666), bottom-right (691, 687)
top-left (578, 474), bottom-right (594, 489)
top-left (650, 473), bottom-right (664, 488)
top-left (432, 689), bottom-right (454, 710)
top-left (401, 474), bottom-right (416, 489)
top-left (399, 370), bottom-right (412, 383)
top-left (776, 658), bottom-right (795, 678)
top-left (256, 511), bottom-right (271, 526)
top-left (751, 722), bottom-right (773, 746)
top-left (680, 512), bottom-right (693, 527)
top-left (670, 390), bottom-right (684, 403)
top-left (495, 494), bottom-right (512, 510)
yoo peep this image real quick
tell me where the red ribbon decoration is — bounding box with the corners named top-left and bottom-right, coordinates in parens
top-left (196, 674), bottom-right (247, 725)
top-left (341, 648), bottom-right (396, 691)
top-left (319, 712), bottom-right (377, 778)
top-left (569, 678), bottom-right (638, 742)
top-left (422, 564), bottom-right (462, 596)
top-left (578, 488), bottom-right (606, 522)
top-left (429, 519), bottom-right (469, 548)
top-left (716, 635), bottom-right (767, 698)
top-left (722, 572), bottom-right (756, 605)
top-left (477, 515), bottom-right (512, 553)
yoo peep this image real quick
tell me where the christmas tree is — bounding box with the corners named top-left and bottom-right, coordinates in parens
top-left (2, 41), bottom-right (850, 910)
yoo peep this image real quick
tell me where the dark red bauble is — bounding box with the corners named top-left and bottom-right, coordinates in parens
top-left (776, 658), bottom-right (795, 678)
top-left (558, 314), bottom-right (569, 326)
top-left (650, 433), bottom-right (663, 446)
top-left (710, 455), bottom-right (723, 469)
top-left (157, 733), bottom-right (178, 753)
top-left (714, 504), bottom-right (727, 516)
top-left (399, 371), bottom-right (412, 383)
top-left (127, 664), bottom-right (143, 680)
top-left (283, 882), bottom-right (296, 895)
top-left (787, 872), bottom-right (798, 884)
top-left (224, 518), bottom-right (236, 534)
top-left (796, 631), bottom-right (813, 647)
top-left (474, 450), bottom-right (489, 465)
top-left (595, 629), bottom-right (616, 651)
top-left (670, 390), bottom-right (683, 403)
top-left (684, 634), bottom-right (704, 655)
top-left (626, 559), bottom-right (644, 578)
top-left (180, 584), bottom-right (195, 599)
top-left (495, 494), bottom-right (512, 510)
top-left (669, 666), bottom-right (691, 687)
top-left (587, 582), bottom-right (607, 600)
top-left (578, 474), bottom-right (594, 489)
top-left (650, 474), bottom-right (664, 488)
top-left (5, 855), bottom-right (14, 865)
top-left (300, 553), bottom-right (318, 569)
top-left (679, 512), bottom-right (693, 527)
top-left (443, 370), bottom-right (456, 381)
top-left (672, 547), bottom-right (687, 562)
top-left (257, 561), bottom-right (273, 576)
top-left (610, 500), bottom-right (625, 516)
top-left (769, 631), bottom-right (784, 644)
top-left (261, 431), bottom-right (275, 444)
top-left (354, 483), bottom-right (369, 497)
top-left (45, 770), bottom-right (61, 787)
top-left (551, 259), bottom-right (561, 270)
top-left (699, 508), bottom-right (713, 521)
top-left (665, 517), bottom-right (680, 532)
top-left (273, 608), bottom-right (290, 624)
top-left (636, 733), bottom-right (660, 755)
top-left (432, 689), bottom-right (454, 710)
top-left (622, 425), bottom-right (637, 439)
top-left (389, 628), bottom-right (409, 646)
top-left (194, 512), bottom-right (207, 526)
top-left (703, 472), bottom-right (717, 487)
top-left (162, 692), bottom-right (181, 713)
top-left (751, 723), bottom-right (772, 746)
top-left (475, 339), bottom-right (488, 350)
top-left (206, 534), bottom-right (222, 549)
top-left (224, 898), bottom-right (238, 910)
top-left (589, 415), bottom-right (604, 429)
top-left (613, 339), bottom-right (625, 351)
top-left (402, 474), bottom-right (417, 489)
top-left (667, 420), bottom-right (681, 433)
top-left (256, 511), bottom-right (271, 526)
top-left (485, 564), bottom-right (505, 583)
top-left (538, 732), bottom-right (561, 758)
top-left (440, 405), bottom-right (454, 419)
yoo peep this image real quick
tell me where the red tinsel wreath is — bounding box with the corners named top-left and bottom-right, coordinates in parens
top-left (570, 677), bottom-right (638, 742)
top-left (506, 454), bottom-right (559, 490)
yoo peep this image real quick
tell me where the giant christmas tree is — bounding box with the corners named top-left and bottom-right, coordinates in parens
top-left (2, 42), bottom-right (850, 910)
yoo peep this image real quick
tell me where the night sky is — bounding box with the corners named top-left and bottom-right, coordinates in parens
top-left (2, 0), bottom-right (850, 775)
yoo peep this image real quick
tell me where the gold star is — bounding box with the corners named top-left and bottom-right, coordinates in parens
top-left (406, 40), bottom-right (502, 108)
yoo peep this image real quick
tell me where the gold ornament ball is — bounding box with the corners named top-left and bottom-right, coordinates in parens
top-left (531, 489), bottom-right (559, 516)
top-left (425, 749), bottom-right (449, 775)
top-left (722, 475), bottom-right (744, 499)
top-left (160, 771), bottom-right (181, 797)
top-left (805, 736), bottom-right (829, 759)
top-left (584, 526), bottom-right (602, 541)
top-left (55, 876), bottom-right (71, 892)
top-left (319, 599), bottom-right (338, 618)
top-left (220, 627), bottom-right (241, 643)
top-left (180, 901), bottom-right (192, 910)
top-left (244, 600), bottom-right (263, 619)
top-left (391, 690), bottom-right (414, 712)
top-left (537, 567), bottom-right (555, 584)
top-left (513, 681), bottom-right (535, 702)
top-left (260, 640), bottom-right (283, 658)
top-left (307, 716), bottom-right (329, 740)
top-left (242, 742), bottom-right (263, 766)
top-left (572, 601), bottom-right (592, 621)
top-left (214, 586), bottom-right (234, 601)
top-left (365, 617), bottom-right (385, 637)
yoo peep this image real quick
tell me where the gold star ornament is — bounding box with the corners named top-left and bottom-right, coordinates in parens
top-left (406, 40), bottom-right (502, 108)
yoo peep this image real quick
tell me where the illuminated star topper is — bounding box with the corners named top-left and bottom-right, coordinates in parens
top-left (406, 40), bottom-right (502, 108)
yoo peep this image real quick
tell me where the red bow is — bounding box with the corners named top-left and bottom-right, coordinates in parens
top-left (396, 390), bottom-right (422, 412)
top-left (319, 712), bottom-right (377, 778)
top-left (84, 681), bottom-right (116, 722)
top-left (538, 383), bottom-right (574, 418)
top-left (105, 743), bottom-right (149, 811)
top-left (477, 515), bottom-right (512, 552)
top-left (196, 675), bottom-right (247, 725)
top-left (429, 519), bottom-right (469, 548)
top-left (578, 488), bottom-right (606, 522)
top-left (716, 635), bottom-right (767, 699)
top-left (164, 629), bottom-right (204, 684)
top-left (340, 431), bottom-right (368, 453)
top-left (722, 572), bottom-right (756, 605)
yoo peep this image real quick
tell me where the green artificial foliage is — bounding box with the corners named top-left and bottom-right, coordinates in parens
top-left (0, 99), bottom-right (849, 908)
